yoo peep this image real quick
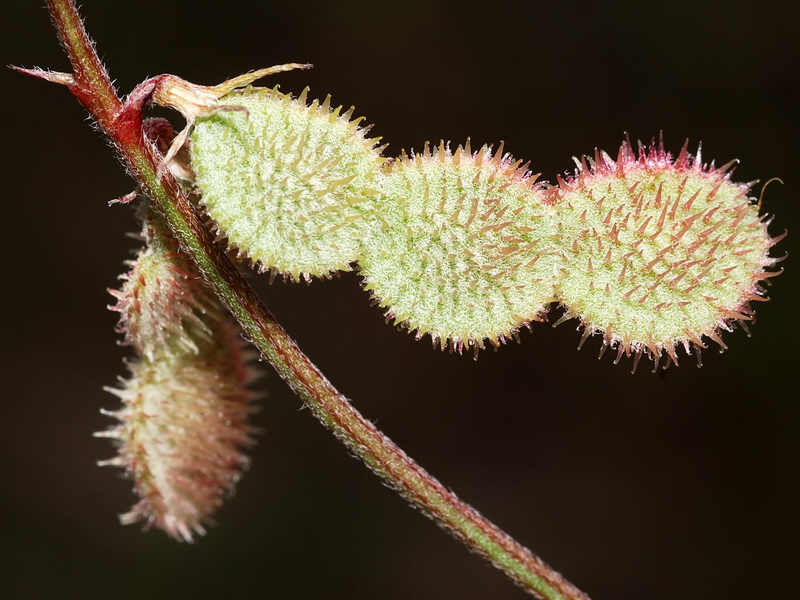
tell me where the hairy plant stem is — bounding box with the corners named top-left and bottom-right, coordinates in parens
top-left (43, 1), bottom-right (589, 598)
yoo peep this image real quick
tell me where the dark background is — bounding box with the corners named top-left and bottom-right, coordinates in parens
top-left (2, 1), bottom-right (798, 599)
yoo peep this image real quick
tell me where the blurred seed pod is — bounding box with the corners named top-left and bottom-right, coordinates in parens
top-left (108, 213), bottom-right (222, 363)
top-left (98, 210), bottom-right (261, 541)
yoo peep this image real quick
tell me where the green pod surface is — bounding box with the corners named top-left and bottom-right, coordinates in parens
top-left (360, 141), bottom-right (559, 352)
top-left (552, 138), bottom-right (783, 370)
top-left (191, 87), bottom-right (385, 280)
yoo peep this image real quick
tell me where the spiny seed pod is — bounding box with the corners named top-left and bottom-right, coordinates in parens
top-left (98, 211), bottom-right (260, 542)
top-left (108, 214), bottom-right (222, 363)
top-left (98, 327), bottom-right (257, 542)
top-left (551, 136), bottom-right (784, 372)
top-left (359, 140), bottom-right (558, 353)
top-left (191, 86), bottom-right (386, 281)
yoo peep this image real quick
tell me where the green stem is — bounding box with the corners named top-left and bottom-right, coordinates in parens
top-left (43, 1), bottom-right (589, 598)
